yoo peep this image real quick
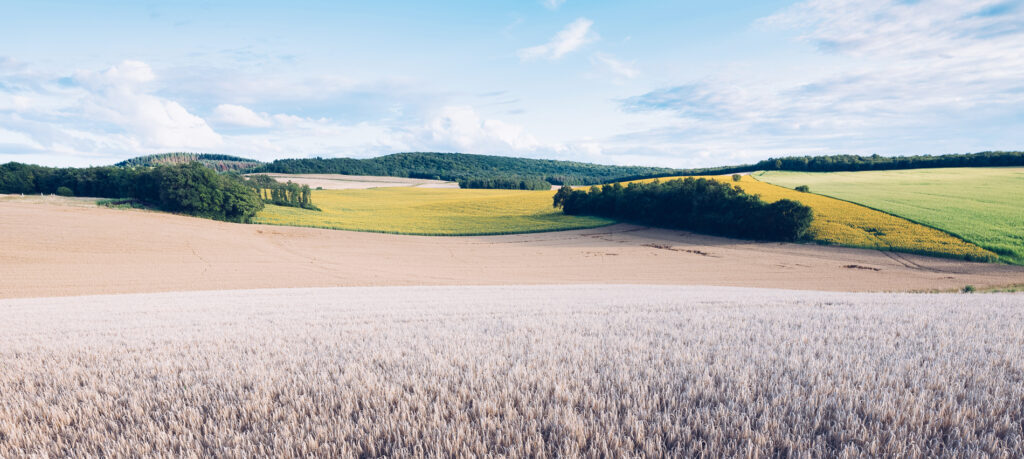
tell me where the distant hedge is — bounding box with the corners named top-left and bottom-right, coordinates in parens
top-left (554, 178), bottom-right (813, 242)
top-left (1, 162), bottom-right (263, 223)
top-left (458, 177), bottom-right (552, 190)
top-left (751, 151), bottom-right (1024, 173)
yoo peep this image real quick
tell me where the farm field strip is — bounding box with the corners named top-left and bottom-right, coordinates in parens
top-left (1, 285), bottom-right (1022, 456)
top-left (605, 175), bottom-right (995, 261)
top-left (755, 168), bottom-right (1024, 265)
top-left (255, 187), bottom-right (613, 235)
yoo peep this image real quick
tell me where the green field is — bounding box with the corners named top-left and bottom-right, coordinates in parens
top-left (254, 187), bottom-right (613, 235)
top-left (756, 168), bottom-right (1024, 264)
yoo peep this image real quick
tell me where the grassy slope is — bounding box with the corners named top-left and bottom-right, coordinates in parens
top-left (611, 175), bottom-right (996, 261)
top-left (756, 168), bottom-right (1024, 264)
top-left (254, 187), bottom-right (612, 235)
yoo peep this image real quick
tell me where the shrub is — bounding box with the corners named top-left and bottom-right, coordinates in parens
top-left (962, 285), bottom-right (976, 293)
top-left (55, 186), bottom-right (73, 197)
top-left (732, 174), bottom-right (742, 182)
top-left (795, 185), bottom-right (810, 192)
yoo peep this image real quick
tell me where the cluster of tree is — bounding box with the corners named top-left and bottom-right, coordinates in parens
top-left (457, 177), bottom-right (552, 190)
top-left (244, 175), bottom-right (319, 210)
top-left (115, 153), bottom-right (263, 172)
top-left (1, 162), bottom-right (263, 222)
top-left (553, 178), bottom-right (814, 242)
top-left (251, 152), bottom-right (682, 186)
top-left (750, 151), bottom-right (1024, 173)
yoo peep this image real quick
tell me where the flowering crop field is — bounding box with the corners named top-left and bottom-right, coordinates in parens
top-left (756, 167), bottom-right (1024, 265)
top-left (1, 285), bottom-right (1022, 456)
top-left (254, 187), bottom-right (612, 235)
top-left (619, 175), bottom-right (996, 261)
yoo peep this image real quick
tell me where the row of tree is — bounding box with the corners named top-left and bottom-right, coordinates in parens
top-left (749, 151), bottom-right (1024, 173)
top-left (1, 162), bottom-right (264, 222)
top-left (457, 177), bottom-right (552, 190)
top-left (243, 175), bottom-right (319, 210)
top-left (554, 179), bottom-right (814, 242)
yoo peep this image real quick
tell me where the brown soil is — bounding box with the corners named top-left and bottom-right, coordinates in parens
top-left (2, 197), bottom-right (1022, 298)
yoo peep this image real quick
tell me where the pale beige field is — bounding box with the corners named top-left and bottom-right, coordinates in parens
top-left (1, 196), bottom-right (1022, 298)
top-left (247, 173), bottom-right (459, 189)
top-left (1, 285), bottom-right (1022, 456)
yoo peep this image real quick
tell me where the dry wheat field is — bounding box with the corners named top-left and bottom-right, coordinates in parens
top-left (1, 285), bottom-right (1022, 457)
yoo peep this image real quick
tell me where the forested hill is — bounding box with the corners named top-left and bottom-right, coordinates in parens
top-left (115, 153), bottom-right (263, 172)
top-left (250, 152), bottom-right (684, 186)
top-left (108, 151), bottom-right (1024, 189)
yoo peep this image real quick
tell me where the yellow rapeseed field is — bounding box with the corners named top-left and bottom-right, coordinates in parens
top-left (255, 187), bottom-right (612, 235)
top-left (618, 175), bottom-right (996, 261)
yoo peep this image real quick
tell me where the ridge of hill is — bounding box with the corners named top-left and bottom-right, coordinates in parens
top-left (104, 151), bottom-right (1024, 187)
top-left (115, 153), bottom-right (263, 172)
top-left (249, 152), bottom-right (688, 187)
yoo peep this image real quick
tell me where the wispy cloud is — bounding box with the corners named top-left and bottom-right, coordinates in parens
top-left (592, 53), bottom-right (638, 79)
top-left (517, 18), bottom-right (597, 61)
top-left (542, 0), bottom-right (566, 10)
top-left (615, 0), bottom-right (1024, 160)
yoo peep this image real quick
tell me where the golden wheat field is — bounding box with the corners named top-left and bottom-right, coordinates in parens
top-left (254, 187), bottom-right (612, 235)
top-left (1, 285), bottom-right (1022, 456)
top-left (618, 175), bottom-right (996, 261)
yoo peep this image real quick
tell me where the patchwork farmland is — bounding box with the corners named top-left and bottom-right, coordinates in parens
top-left (2, 155), bottom-right (1023, 457)
top-left (756, 167), bottom-right (1024, 264)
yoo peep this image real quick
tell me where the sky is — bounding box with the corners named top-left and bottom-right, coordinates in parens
top-left (1, 0), bottom-right (1023, 168)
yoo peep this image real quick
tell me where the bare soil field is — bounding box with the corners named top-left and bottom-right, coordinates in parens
top-left (1, 285), bottom-right (1021, 456)
top-left (2, 196), bottom-right (1022, 298)
top-left (247, 173), bottom-right (459, 189)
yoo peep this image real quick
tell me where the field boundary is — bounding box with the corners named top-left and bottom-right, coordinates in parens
top-left (748, 173), bottom-right (1001, 263)
top-left (252, 219), bottom-right (616, 237)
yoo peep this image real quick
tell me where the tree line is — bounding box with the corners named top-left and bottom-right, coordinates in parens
top-left (749, 151), bottom-right (1024, 173)
top-left (1, 161), bottom-right (264, 223)
top-left (457, 177), bottom-right (552, 190)
top-left (251, 152), bottom-right (681, 188)
top-left (553, 179), bottom-right (814, 242)
top-left (244, 175), bottom-right (319, 210)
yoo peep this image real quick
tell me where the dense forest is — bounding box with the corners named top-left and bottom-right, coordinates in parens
top-left (0, 162), bottom-right (263, 222)
top-left (456, 177), bottom-right (552, 190)
top-left (553, 179), bottom-right (814, 242)
top-left (245, 151), bottom-right (1024, 187)
top-left (116, 153), bottom-right (263, 172)
top-left (251, 152), bottom-right (683, 188)
top-left (102, 151), bottom-right (1024, 191)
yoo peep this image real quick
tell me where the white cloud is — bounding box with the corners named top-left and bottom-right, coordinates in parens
top-left (76, 61), bottom-right (222, 150)
top-left (413, 105), bottom-right (540, 152)
top-left (518, 18), bottom-right (597, 61)
top-left (0, 60), bottom-right (223, 161)
top-left (0, 126), bottom-right (45, 151)
top-left (211, 104), bottom-right (273, 127)
top-left (592, 53), bottom-right (638, 79)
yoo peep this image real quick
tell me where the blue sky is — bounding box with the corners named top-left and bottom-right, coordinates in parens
top-left (1, 0), bottom-right (1022, 167)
